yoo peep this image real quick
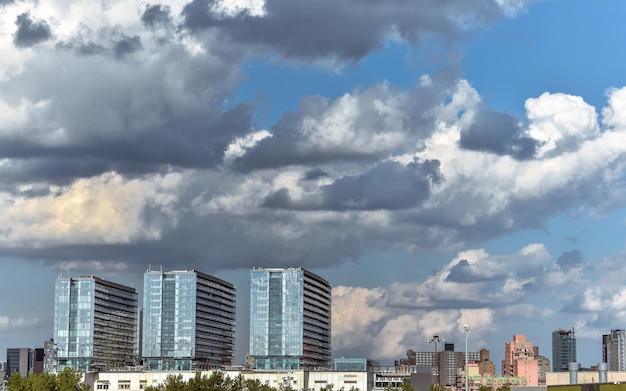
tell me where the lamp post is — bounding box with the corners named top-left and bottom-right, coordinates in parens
top-left (463, 325), bottom-right (471, 391)
top-left (429, 335), bottom-right (445, 386)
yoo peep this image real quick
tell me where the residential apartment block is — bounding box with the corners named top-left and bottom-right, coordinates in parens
top-left (142, 269), bottom-right (236, 371)
top-left (502, 335), bottom-right (539, 386)
top-left (54, 275), bottom-right (138, 372)
top-left (249, 267), bottom-right (331, 370)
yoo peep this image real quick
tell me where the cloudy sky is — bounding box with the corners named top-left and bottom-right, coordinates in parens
top-left (2, 0), bottom-right (626, 370)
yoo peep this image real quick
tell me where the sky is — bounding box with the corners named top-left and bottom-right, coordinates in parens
top-left (1, 0), bottom-right (626, 371)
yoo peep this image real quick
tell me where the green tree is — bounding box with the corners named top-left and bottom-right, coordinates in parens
top-left (7, 372), bottom-right (28, 391)
top-left (399, 382), bottom-right (414, 391)
top-left (497, 383), bottom-right (511, 391)
top-left (32, 372), bottom-right (58, 391)
top-left (57, 367), bottom-right (88, 391)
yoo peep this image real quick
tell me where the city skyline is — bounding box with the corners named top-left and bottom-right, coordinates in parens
top-left (2, 0), bottom-right (626, 373)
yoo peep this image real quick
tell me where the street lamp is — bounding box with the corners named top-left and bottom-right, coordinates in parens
top-left (428, 335), bottom-right (445, 386)
top-left (463, 325), bottom-right (471, 391)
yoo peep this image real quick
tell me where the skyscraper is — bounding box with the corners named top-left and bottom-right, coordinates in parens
top-left (603, 329), bottom-right (626, 371)
top-left (54, 275), bottom-right (138, 372)
top-left (249, 267), bottom-right (331, 370)
top-left (552, 328), bottom-right (576, 372)
top-left (142, 269), bottom-right (236, 371)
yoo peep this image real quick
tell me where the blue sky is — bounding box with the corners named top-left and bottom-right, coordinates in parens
top-left (1, 0), bottom-right (626, 371)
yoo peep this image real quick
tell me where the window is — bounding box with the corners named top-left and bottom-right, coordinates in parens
top-left (96, 384), bottom-right (110, 390)
top-left (118, 382), bottom-right (131, 390)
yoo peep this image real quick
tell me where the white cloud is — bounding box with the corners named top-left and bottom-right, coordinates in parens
top-left (0, 315), bottom-right (39, 331)
top-left (0, 171), bottom-right (183, 247)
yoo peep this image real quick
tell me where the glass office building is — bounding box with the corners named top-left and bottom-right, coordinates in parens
top-left (54, 276), bottom-right (138, 372)
top-left (552, 328), bottom-right (576, 372)
top-left (250, 267), bottom-right (331, 370)
top-left (142, 269), bottom-right (236, 371)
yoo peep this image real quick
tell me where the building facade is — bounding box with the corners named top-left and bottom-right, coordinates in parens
top-left (552, 328), bottom-right (576, 372)
top-left (399, 345), bottom-right (481, 387)
top-left (142, 269), bottom-right (236, 371)
top-left (502, 335), bottom-right (539, 386)
top-left (5, 348), bottom-right (31, 377)
top-left (249, 267), bottom-right (331, 370)
top-left (603, 329), bottom-right (626, 371)
top-left (54, 276), bottom-right (138, 372)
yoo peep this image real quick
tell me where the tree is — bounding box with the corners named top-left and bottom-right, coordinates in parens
top-left (57, 367), bottom-right (88, 391)
top-left (478, 386), bottom-right (493, 391)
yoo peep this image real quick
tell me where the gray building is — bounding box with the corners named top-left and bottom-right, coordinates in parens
top-left (142, 269), bottom-right (236, 371)
top-left (54, 275), bottom-right (138, 372)
top-left (552, 328), bottom-right (576, 372)
top-left (249, 267), bottom-right (331, 370)
top-left (399, 345), bottom-right (481, 387)
top-left (5, 348), bottom-right (31, 377)
top-left (603, 329), bottom-right (626, 371)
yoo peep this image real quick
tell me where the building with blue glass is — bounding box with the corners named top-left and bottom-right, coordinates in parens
top-left (142, 269), bottom-right (236, 371)
top-left (53, 275), bottom-right (138, 372)
top-left (249, 267), bottom-right (331, 370)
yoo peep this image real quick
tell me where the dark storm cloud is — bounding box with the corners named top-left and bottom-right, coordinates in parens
top-left (0, 0), bottom-right (16, 6)
top-left (264, 159), bottom-right (443, 211)
top-left (0, 102), bottom-right (254, 183)
top-left (557, 249), bottom-right (584, 272)
top-left (142, 4), bottom-right (172, 28)
top-left (460, 109), bottom-right (538, 159)
top-left (13, 12), bottom-right (52, 48)
top-left (113, 35), bottom-right (143, 59)
top-left (181, 0), bottom-right (503, 62)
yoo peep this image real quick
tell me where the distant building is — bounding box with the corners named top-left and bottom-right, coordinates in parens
top-left (43, 339), bottom-right (55, 373)
top-left (249, 267), bottom-right (332, 370)
top-left (142, 269), bottom-right (236, 370)
top-left (552, 328), bottom-right (576, 372)
top-left (32, 348), bottom-right (44, 374)
top-left (5, 348), bottom-right (31, 377)
top-left (399, 344), bottom-right (481, 387)
top-left (533, 346), bottom-right (550, 384)
top-left (477, 349), bottom-right (496, 377)
top-left (502, 335), bottom-right (539, 386)
top-left (54, 275), bottom-right (139, 372)
top-left (603, 329), bottom-right (626, 371)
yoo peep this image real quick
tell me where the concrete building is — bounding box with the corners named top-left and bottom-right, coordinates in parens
top-left (603, 329), bottom-right (626, 371)
top-left (54, 275), bottom-right (139, 372)
top-left (43, 339), bottom-right (56, 373)
top-left (477, 349), bottom-right (495, 377)
top-left (249, 267), bottom-right (331, 370)
top-left (502, 335), bottom-right (539, 386)
top-left (142, 269), bottom-right (236, 371)
top-left (399, 345), bottom-right (481, 387)
top-left (534, 346), bottom-right (550, 384)
top-left (5, 348), bottom-right (31, 377)
top-left (552, 328), bottom-right (576, 372)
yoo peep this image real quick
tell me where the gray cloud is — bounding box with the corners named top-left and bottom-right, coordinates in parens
top-left (142, 4), bottom-right (173, 28)
top-left (264, 159), bottom-right (443, 211)
top-left (557, 249), bottom-right (584, 272)
top-left (181, 0), bottom-right (504, 62)
top-left (460, 109), bottom-right (538, 159)
top-left (13, 12), bottom-right (52, 48)
top-left (113, 35), bottom-right (143, 60)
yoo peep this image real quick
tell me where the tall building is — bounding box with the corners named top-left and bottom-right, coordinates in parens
top-left (502, 335), bottom-right (539, 386)
top-left (552, 328), bottom-right (576, 372)
top-left (142, 269), bottom-right (236, 371)
top-left (249, 267), bottom-right (332, 370)
top-left (54, 275), bottom-right (138, 372)
top-left (603, 329), bottom-right (626, 371)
